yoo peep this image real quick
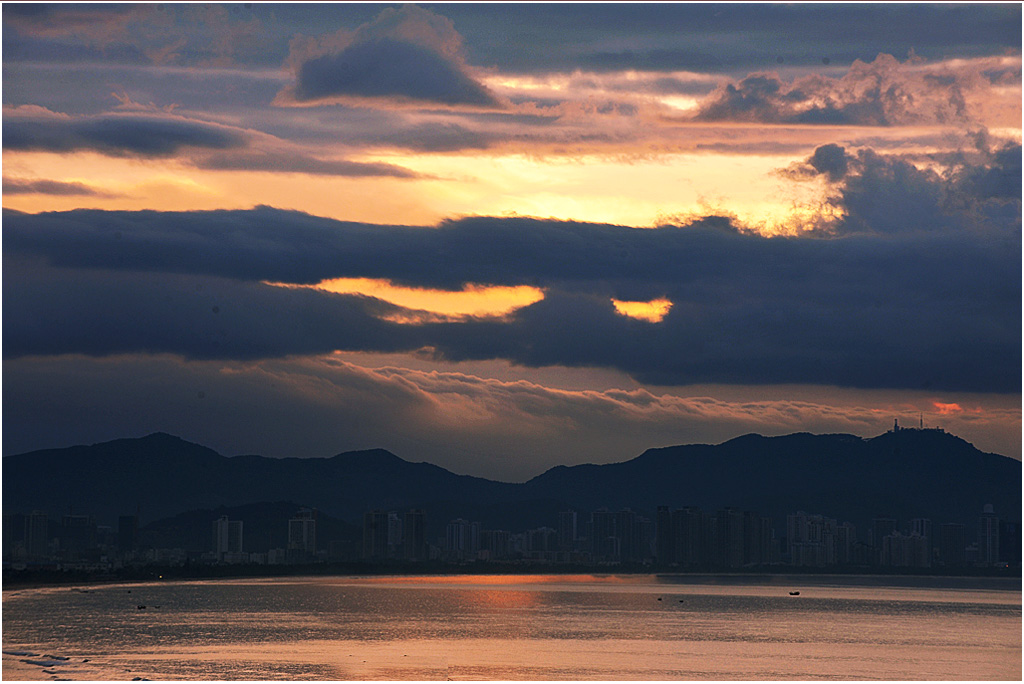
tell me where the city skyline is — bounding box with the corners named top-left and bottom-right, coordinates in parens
top-left (3, 3), bottom-right (1021, 481)
top-left (6, 494), bottom-right (1016, 573)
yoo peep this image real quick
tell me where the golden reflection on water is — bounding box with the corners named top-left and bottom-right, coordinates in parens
top-left (361, 573), bottom-right (628, 586)
top-left (2, 574), bottom-right (1019, 681)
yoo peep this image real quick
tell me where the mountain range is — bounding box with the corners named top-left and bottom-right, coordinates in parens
top-left (3, 428), bottom-right (1019, 541)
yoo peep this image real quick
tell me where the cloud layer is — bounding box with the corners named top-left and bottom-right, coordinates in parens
top-left (5, 142), bottom-right (1020, 395)
top-left (3, 109), bottom-right (247, 157)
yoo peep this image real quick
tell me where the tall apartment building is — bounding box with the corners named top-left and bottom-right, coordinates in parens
top-left (288, 508), bottom-right (317, 560)
top-left (445, 518), bottom-right (481, 561)
top-left (558, 510), bottom-right (579, 554)
top-left (213, 515), bottom-right (243, 560)
top-left (978, 504), bottom-right (1000, 566)
top-left (403, 510), bottom-right (427, 561)
top-left (362, 510), bottom-right (388, 560)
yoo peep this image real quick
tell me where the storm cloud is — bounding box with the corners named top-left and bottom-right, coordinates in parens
top-left (5, 186), bottom-right (1019, 393)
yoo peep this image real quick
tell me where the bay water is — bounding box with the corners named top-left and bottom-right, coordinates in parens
top-left (2, 573), bottom-right (1020, 680)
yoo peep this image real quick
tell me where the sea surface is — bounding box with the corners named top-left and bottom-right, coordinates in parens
top-left (2, 573), bottom-right (1020, 680)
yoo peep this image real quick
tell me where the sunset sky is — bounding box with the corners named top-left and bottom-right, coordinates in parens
top-left (3, 3), bottom-right (1021, 480)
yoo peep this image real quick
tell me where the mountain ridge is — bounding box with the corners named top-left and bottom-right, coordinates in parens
top-left (3, 429), bottom-right (1019, 537)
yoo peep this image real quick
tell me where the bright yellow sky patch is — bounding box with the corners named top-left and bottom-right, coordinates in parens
top-left (368, 151), bottom-right (825, 229)
top-left (271, 277), bottom-right (545, 319)
top-left (611, 297), bottom-right (673, 322)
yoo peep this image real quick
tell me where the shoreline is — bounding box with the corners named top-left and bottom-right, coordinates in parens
top-left (4, 565), bottom-right (1020, 593)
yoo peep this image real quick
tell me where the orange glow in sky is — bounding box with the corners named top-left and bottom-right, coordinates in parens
top-left (268, 277), bottom-right (545, 319)
top-left (612, 298), bottom-right (673, 323)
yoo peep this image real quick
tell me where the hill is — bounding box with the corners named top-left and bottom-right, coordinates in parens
top-left (3, 429), bottom-right (1019, 536)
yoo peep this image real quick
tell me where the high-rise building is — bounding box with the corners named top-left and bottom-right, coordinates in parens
top-left (445, 519), bottom-right (480, 560)
top-left (289, 509), bottom-right (317, 559)
top-left (881, 531), bottom-right (930, 567)
top-left (403, 510), bottom-right (427, 561)
top-left (998, 520), bottom-right (1021, 566)
top-left (787, 511), bottom-right (838, 567)
top-left (978, 504), bottom-right (1000, 566)
top-left (362, 510), bottom-right (388, 560)
top-left (616, 509), bottom-right (639, 562)
top-left (656, 507), bottom-right (674, 564)
top-left (711, 508), bottom-right (744, 568)
top-left (836, 522), bottom-right (857, 565)
top-left (25, 510), bottom-right (50, 558)
top-left (387, 511), bottom-right (404, 557)
top-left (213, 515), bottom-right (243, 560)
top-left (871, 518), bottom-right (898, 563)
top-left (742, 511), bottom-right (773, 566)
top-left (558, 510), bottom-right (579, 554)
top-left (590, 509), bottom-right (617, 561)
top-left (672, 507), bottom-right (704, 566)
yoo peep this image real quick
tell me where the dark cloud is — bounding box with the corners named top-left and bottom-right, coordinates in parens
top-left (290, 38), bottom-right (499, 108)
top-left (2, 257), bottom-right (414, 360)
top-left (807, 144), bottom-right (849, 180)
top-left (793, 142), bottom-right (1022, 235)
top-left (954, 143), bottom-right (1023, 202)
top-left (5, 3), bottom-right (1019, 75)
top-left (2, 178), bottom-right (116, 197)
top-left (3, 112), bottom-right (247, 157)
top-left (441, 4), bottom-right (1020, 75)
top-left (4, 178), bottom-right (1019, 393)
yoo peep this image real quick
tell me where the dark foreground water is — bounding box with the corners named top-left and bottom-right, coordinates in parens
top-left (3, 573), bottom-right (1020, 680)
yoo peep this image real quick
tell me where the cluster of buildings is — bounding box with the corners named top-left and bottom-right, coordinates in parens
top-left (3, 508), bottom-right (321, 570)
top-left (783, 505), bottom-right (1007, 569)
top-left (3, 503), bottom-right (1016, 572)
top-left (362, 503), bottom-right (1014, 570)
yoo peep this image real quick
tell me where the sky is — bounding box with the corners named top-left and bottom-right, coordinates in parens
top-left (3, 3), bottom-right (1021, 481)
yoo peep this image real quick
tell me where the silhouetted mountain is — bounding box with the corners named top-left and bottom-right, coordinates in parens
top-left (3, 432), bottom-right (520, 533)
top-left (3, 429), bottom-right (1019, 536)
top-left (520, 429), bottom-right (1021, 529)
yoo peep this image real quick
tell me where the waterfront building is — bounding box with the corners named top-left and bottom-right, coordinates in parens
top-left (978, 504), bottom-right (1000, 566)
top-left (212, 515), bottom-right (243, 561)
top-left (288, 508), bottom-right (317, 560)
top-left (403, 510), bottom-right (427, 561)
top-left (445, 518), bottom-right (481, 560)
top-left (362, 510), bottom-right (388, 560)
